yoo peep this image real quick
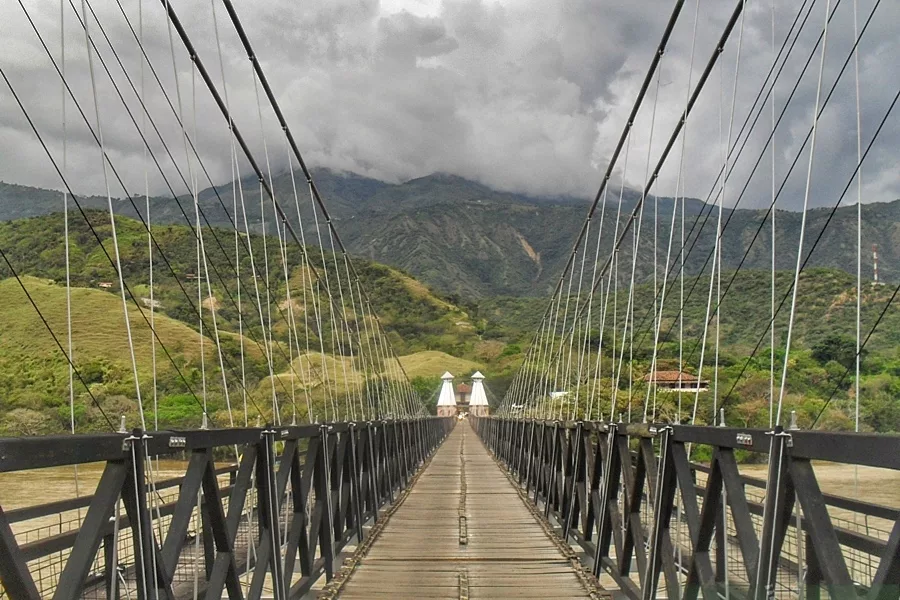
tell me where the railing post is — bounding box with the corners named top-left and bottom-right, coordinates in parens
top-left (121, 430), bottom-right (159, 600)
top-left (367, 421), bottom-right (382, 515)
top-left (199, 493), bottom-right (215, 580)
top-left (593, 422), bottom-right (620, 579)
top-left (544, 421), bottom-right (561, 519)
top-left (405, 420), bottom-right (416, 476)
top-left (332, 429), bottom-right (350, 545)
top-left (319, 424), bottom-right (337, 583)
top-left (505, 419), bottom-right (513, 467)
top-left (411, 418), bottom-right (419, 466)
top-left (348, 423), bottom-right (365, 543)
top-left (506, 419), bottom-right (518, 473)
top-left (751, 425), bottom-right (791, 600)
top-left (715, 502), bottom-right (727, 588)
top-left (524, 420), bottom-right (537, 488)
top-left (506, 419), bottom-right (514, 466)
top-left (394, 420), bottom-right (409, 490)
top-left (642, 426), bottom-right (678, 600)
top-left (488, 418), bottom-right (496, 455)
top-left (102, 532), bottom-right (118, 600)
top-left (531, 421), bottom-right (546, 500)
top-left (494, 418), bottom-right (499, 454)
top-left (583, 423), bottom-right (603, 543)
top-left (397, 420), bottom-right (408, 488)
top-left (416, 417), bottom-right (427, 466)
top-left (394, 421), bottom-right (406, 488)
top-left (564, 421), bottom-right (584, 540)
top-left (398, 421), bottom-right (409, 484)
top-left (383, 421), bottom-right (396, 502)
top-left (513, 420), bottom-right (525, 479)
top-left (805, 531), bottom-right (822, 600)
top-left (253, 425), bottom-right (286, 600)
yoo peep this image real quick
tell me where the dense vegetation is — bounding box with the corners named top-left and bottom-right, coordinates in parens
top-left (0, 203), bottom-right (898, 437)
top-left (0, 212), bottom-right (490, 434)
top-left (482, 268), bottom-right (900, 434)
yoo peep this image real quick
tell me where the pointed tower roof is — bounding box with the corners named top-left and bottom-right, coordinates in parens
top-left (470, 372), bottom-right (489, 407)
top-left (437, 372), bottom-right (456, 407)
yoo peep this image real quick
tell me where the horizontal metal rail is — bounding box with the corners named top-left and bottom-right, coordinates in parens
top-left (472, 417), bottom-right (900, 600)
top-left (0, 418), bottom-right (455, 600)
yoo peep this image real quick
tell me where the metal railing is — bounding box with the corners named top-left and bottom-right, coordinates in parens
top-left (471, 417), bottom-right (900, 600)
top-left (0, 418), bottom-right (454, 600)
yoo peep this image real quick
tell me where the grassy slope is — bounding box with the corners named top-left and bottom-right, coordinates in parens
top-left (398, 351), bottom-right (482, 378)
top-left (0, 211), bottom-right (484, 355)
top-left (267, 350), bottom-right (481, 396)
top-left (0, 276), bottom-right (211, 375)
top-left (0, 277), bottom-right (233, 432)
top-left (0, 212), bottom-right (496, 432)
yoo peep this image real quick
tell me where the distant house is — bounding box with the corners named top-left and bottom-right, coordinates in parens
top-left (141, 297), bottom-right (162, 309)
top-left (455, 382), bottom-right (472, 410)
top-left (436, 372), bottom-right (490, 417)
top-left (98, 282), bottom-right (113, 289)
top-left (643, 370), bottom-right (708, 393)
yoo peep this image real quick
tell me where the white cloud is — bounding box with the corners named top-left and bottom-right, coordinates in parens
top-left (0, 0), bottom-right (896, 208)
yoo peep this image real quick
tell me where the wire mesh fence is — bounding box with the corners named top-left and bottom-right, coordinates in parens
top-left (473, 417), bottom-right (900, 600)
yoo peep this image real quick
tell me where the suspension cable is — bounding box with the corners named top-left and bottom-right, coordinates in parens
top-left (79, 0), bottom-right (145, 427)
top-left (219, 0), bottom-right (424, 414)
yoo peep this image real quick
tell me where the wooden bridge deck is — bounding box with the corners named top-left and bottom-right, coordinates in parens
top-left (333, 423), bottom-right (601, 599)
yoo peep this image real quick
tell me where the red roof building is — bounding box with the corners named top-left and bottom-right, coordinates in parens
top-left (642, 370), bottom-right (709, 392)
top-left (455, 383), bottom-right (471, 406)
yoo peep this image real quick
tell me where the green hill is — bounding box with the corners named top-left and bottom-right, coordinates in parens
top-left (481, 268), bottom-right (900, 433)
top-left (0, 276), bottom-right (223, 434)
top-left (398, 351), bottom-right (483, 379)
top-left (1, 207), bottom-right (899, 435)
top-left (265, 349), bottom-right (483, 422)
top-left (0, 211), bottom-right (493, 434)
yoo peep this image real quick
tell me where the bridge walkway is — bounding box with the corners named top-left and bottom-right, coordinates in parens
top-left (331, 422), bottom-right (603, 599)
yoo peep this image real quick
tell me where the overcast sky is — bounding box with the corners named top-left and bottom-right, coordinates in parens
top-left (0, 0), bottom-right (897, 209)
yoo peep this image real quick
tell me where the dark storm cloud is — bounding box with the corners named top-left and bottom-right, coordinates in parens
top-left (0, 0), bottom-right (896, 208)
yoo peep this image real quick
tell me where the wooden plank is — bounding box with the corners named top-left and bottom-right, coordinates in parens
top-left (335, 424), bottom-right (605, 599)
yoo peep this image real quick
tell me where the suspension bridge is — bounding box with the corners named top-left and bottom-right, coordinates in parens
top-left (1, 0), bottom-right (899, 598)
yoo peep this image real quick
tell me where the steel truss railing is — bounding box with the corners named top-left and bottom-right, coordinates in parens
top-left (0, 418), bottom-right (454, 600)
top-left (472, 417), bottom-right (900, 600)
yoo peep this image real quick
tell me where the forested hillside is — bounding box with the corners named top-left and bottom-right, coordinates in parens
top-left (3, 171), bottom-right (898, 297)
top-left (1, 208), bottom-right (898, 436)
top-left (0, 212), bottom-right (494, 434)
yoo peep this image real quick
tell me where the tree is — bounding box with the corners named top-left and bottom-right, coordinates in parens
top-left (410, 376), bottom-right (441, 414)
top-left (811, 334), bottom-right (862, 370)
top-left (1, 408), bottom-right (55, 436)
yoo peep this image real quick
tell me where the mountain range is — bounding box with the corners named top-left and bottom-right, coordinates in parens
top-left (2, 170), bottom-right (897, 297)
